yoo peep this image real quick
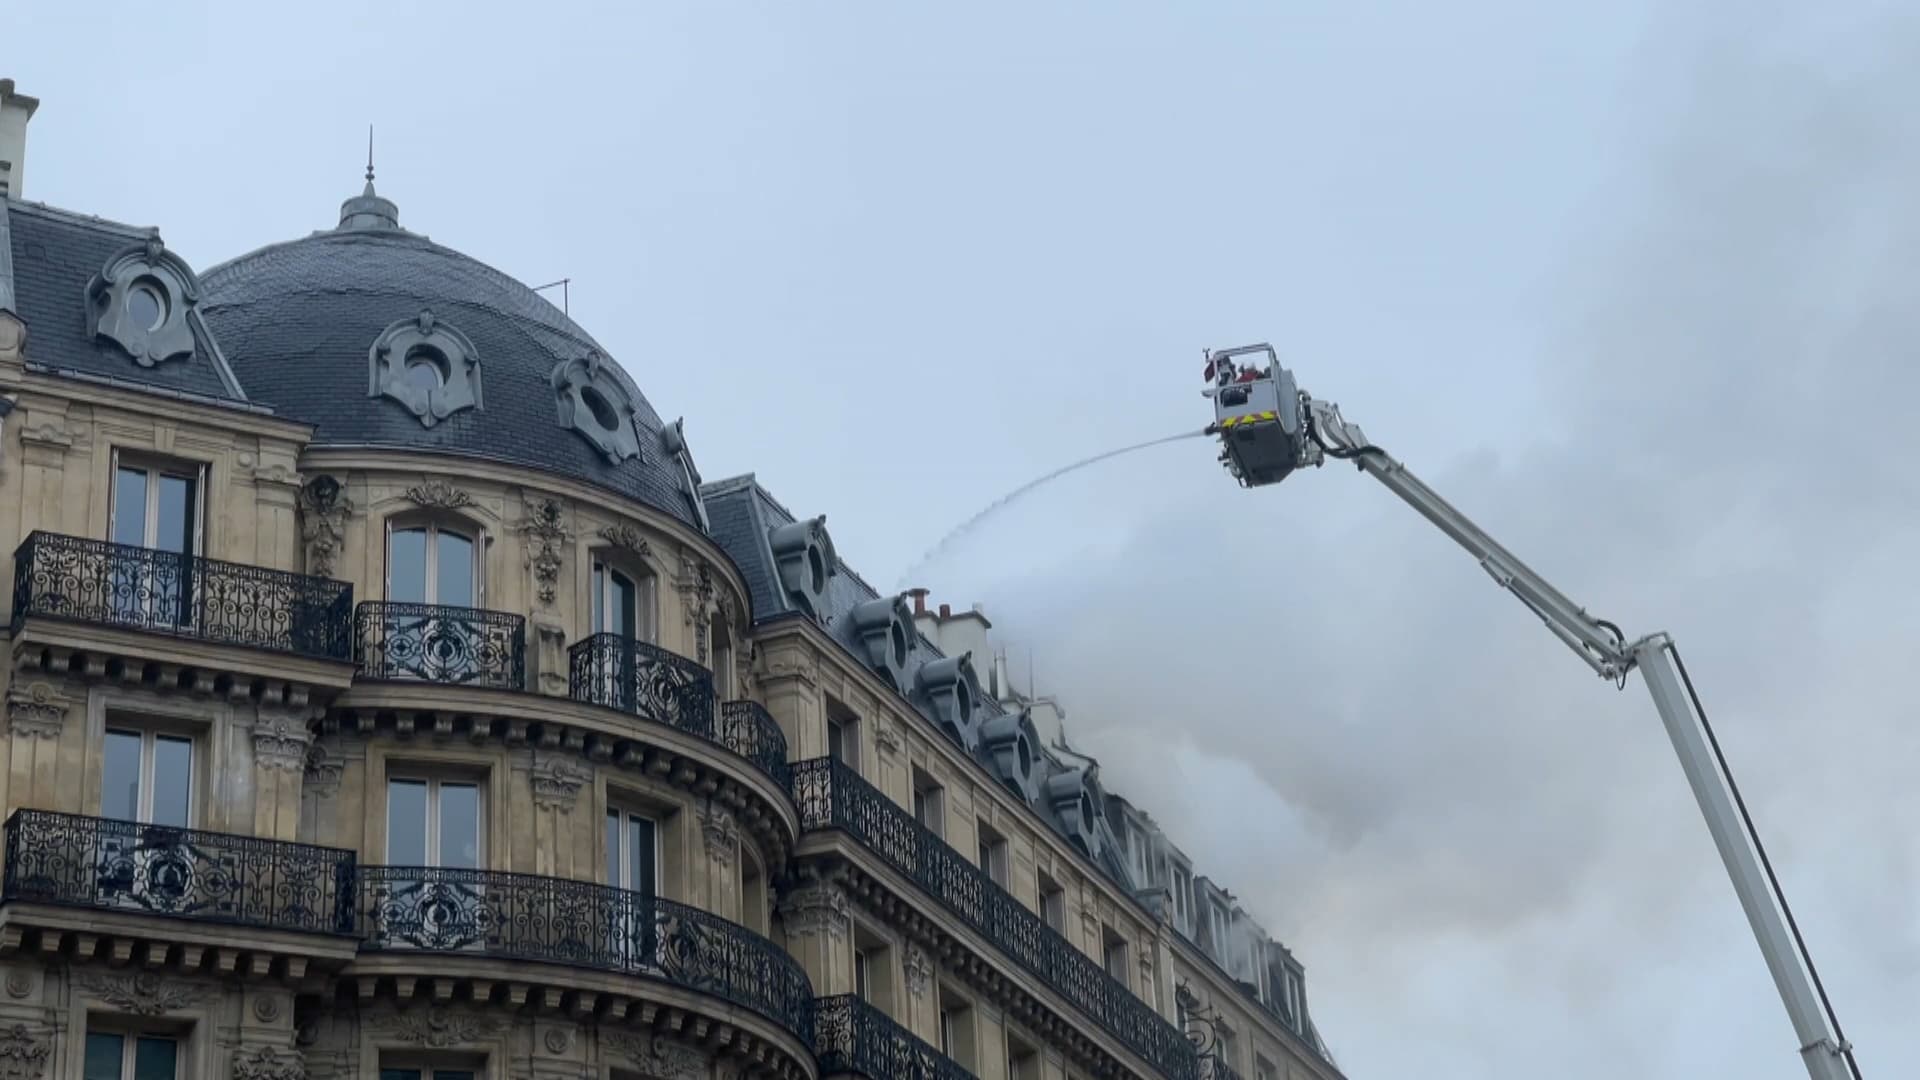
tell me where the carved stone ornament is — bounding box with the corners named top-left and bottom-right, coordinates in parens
top-left (0, 1023), bottom-right (50, 1080)
top-left (697, 804), bottom-right (737, 867)
top-left (604, 1032), bottom-right (704, 1080)
top-left (530, 758), bottom-right (587, 813)
top-left (4, 683), bottom-right (64, 740)
top-left (231, 1045), bottom-right (305, 1080)
top-left (872, 721), bottom-right (903, 756)
top-left (597, 521), bottom-right (652, 561)
top-left (253, 711), bottom-right (313, 772)
top-left (779, 885), bottom-right (849, 941)
top-left (676, 555), bottom-right (717, 663)
top-left (541, 1026), bottom-right (571, 1055)
top-left (550, 352), bottom-right (642, 464)
top-left (252, 993), bottom-right (283, 1023)
top-left (74, 971), bottom-right (215, 1015)
top-left (368, 1006), bottom-right (504, 1047)
top-left (515, 497), bottom-right (574, 606)
top-left (296, 475), bottom-right (352, 579)
top-left (369, 310), bottom-right (482, 428)
top-left (85, 235), bottom-right (199, 367)
top-left (904, 944), bottom-right (933, 999)
top-left (403, 479), bottom-right (474, 510)
top-left (2, 970), bottom-right (32, 999)
top-left (302, 744), bottom-right (343, 796)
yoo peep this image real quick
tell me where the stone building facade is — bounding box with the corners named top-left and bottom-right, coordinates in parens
top-left (0, 82), bottom-right (1343, 1080)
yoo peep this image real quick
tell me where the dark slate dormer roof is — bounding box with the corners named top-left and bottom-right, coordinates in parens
top-left (700, 473), bottom-right (1143, 896)
top-left (199, 186), bottom-right (704, 528)
top-left (4, 200), bottom-right (245, 402)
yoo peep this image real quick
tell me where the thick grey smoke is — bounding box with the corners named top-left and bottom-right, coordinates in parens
top-left (924, 9), bottom-right (1919, 1078)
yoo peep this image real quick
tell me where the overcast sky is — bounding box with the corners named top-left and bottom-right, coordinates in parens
top-left (9, 2), bottom-right (1913, 1077)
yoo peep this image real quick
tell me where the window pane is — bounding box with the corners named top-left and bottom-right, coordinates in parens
top-left (389, 529), bottom-right (427, 603)
top-left (387, 780), bottom-right (428, 864)
top-left (133, 1037), bottom-right (177, 1080)
top-left (612, 571), bottom-right (637, 639)
top-left (113, 467), bottom-right (148, 546)
top-left (156, 474), bottom-right (195, 555)
top-left (606, 809), bottom-right (620, 885)
top-left (438, 783), bottom-right (480, 869)
top-left (150, 735), bottom-right (193, 827)
top-left (83, 1033), bottom-right (123, 1080)
top-left (592, 564), bottom-right (605, 632)
top-left (436, 532), bottom-right (474, 607)
top-left (102, 729), bottom-right (143, 820)
top-left (627, 814), bottom-right (654, 896)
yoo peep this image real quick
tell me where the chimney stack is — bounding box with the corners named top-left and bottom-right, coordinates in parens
top-left (0, 80), bottom-right (40, 200)
top-left (938, 603), bottom-right (951, 619)
top-left (906, 588), bottom-right (929, 616)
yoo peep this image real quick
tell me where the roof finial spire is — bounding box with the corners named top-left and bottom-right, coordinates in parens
top-left (339, 123), bottom-right (400, 232)
top-left (364, 124), bottom-right (376, 194)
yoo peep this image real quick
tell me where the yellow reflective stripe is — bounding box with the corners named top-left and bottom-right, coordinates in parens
top-left (1218, 411), bottom-right (1277, 429)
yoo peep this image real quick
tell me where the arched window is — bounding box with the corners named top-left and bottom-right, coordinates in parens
top-left (591, 557), bottom-right (655, 641)
top-left (388, 522), bottom-right (477, 607)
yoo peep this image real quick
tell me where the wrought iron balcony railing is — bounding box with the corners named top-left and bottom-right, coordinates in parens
top-left (360, 866), bottom-right (814, 1041)
top-left (793, 758), bottom-right (1199, 1080)
top-left (720, 700), bottom-right (792, 788)
top-left (815, 994), bottom-right (976, 1080)
top-left (355, 601), bottom-right (525, 691)
top-left (0, 809), bottom-right (356, 934)
top-left (568, 634), bottom-right (792, 787)
top-left (10, 531), bottom-right (354, 661)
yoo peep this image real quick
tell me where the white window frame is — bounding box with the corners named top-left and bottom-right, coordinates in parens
top-left (1039, 874), bottom-right (1066, 934)
top-left (385, 521), bottom-right (481, 606)
top-left (977, 820), bottom-right (1008, 886)
top-left (912, 768), bottom-right (944, 838)
top-left (108, 452), bottom-right (205, 554)
top-left (85, 1028), bottom-right (182, 1080)
top-left (102, 727), bottom-right (195, 826)
top-left (1171, 863), bottom-right (1193, 934)
top-left (386, 776), bottom-right (485, 867)
top-left (604, 805), bottom-right (660, 895)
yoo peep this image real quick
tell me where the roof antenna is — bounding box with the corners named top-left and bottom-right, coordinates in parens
top-left (532, 278), bottom-right (572, 316)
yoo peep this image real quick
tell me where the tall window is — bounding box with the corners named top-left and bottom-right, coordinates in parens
top-left (938, 989), bottom-right (975, 1068)
top-left (592, 560), bottom-right (641, 639)
top-left (604, 808), bottom-right (657, 895)
top-left (388, 524), bottom-right (475, 607)
top-left (1171, 863), bottom-right (1194, 935)
top-left (1102, 925), bottom-right (1130, 987)
top-left (1208, 901), bottom-right (1230, 956)
top-left (102, 727), bottom-right (193, 826)
top-left (109, 458), bottom-right (201, 627)
top-left (387, 778), bottom-right (481, 868)
top-left (1007, 1033), bottom-right (1041, 1080)
top-left (84, 1031), bottom-right (178, 1080)
top-left (977, 820), bottom-right (1009, 887)
top-left (912, 767), bottom-right (944, 838)
top-left (710, 615), bottom-right (735, 699)
top-left (825, 698), bottom-right (861, 771)
top-left (1038, 872), bottom-right (1066, 935)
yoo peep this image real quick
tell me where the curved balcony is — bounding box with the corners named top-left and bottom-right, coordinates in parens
top-left (0, 809), bottom-right (356, 934)
top-left (793, 757), bottom-right (1198, 1080)
top-left (359, 866), bottom-right (814, 1043)
top-left (355, 601), bottom-right (525, 691)
top-left (569, 634), bottom-right (792, 787)
top-left (815, 994), bottom-right (974, 1080)
top-left (11, 531), bottom-right (354, 661)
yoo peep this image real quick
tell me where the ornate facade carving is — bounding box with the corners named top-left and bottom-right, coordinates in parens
top-left (366, 1006), bottom-right (504, 1047)
top-left (85, 235), bottom-right (198, 367)
top-left (252, 711), bottom-right (313, 772)
top-left (402, 479), bottom-right (474, 510)
top-left (369, 310), bottom-right (483, 428)
top-left (697, 804), bottom-right (737, 867)
top-left (550, 353), bottom-right (642, 464)
top-left (514, 496), bottom-right (573, 606)
top-left (540, 1026), bottom-right (572, 1055)
top-left (252, 994), bottom-right (283, 1023)
top-left (904, 944), bottom-right (933, 999)
top-left (0, 1023), bottom-right (50, 1080)
top-left (603, 1033), bottom-right (704, 1080)
top-left (4, 683), bottom-right (64, 740)
top-left (302, 744), bottom-right (343, 796)
top-left (73, 972), bottom-right (215, 1015)
top-left (597, 521), bottom-right (652, 561)
top-left (530, 758), bottom-right (587, 813)
top-left (231, 1045), bottom-right (305, 1080)
top-left (296, 475), bottom-right (352, 579)
top-left (873, 720), bottom-right (903, 756)
top-left (779, 885), bottom-right (849, 941)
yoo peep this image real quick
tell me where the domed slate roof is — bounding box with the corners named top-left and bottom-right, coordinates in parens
top-left (200, 180), bottom-right (703, 528)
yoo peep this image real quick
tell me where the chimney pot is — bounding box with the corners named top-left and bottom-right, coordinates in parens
top-left (938, 603), bottom-right (951, 619)
top-left (906, 587), bottom-right (929, 615)
top-left (0, 80), bottom-right (42, 200)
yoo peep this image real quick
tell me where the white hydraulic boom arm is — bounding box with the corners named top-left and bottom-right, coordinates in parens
top-left (1203, 349), bottom-right (1859, 1080)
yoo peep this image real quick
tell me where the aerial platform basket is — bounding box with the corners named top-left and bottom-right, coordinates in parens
top-left (1203, 343), bottom-right (1309, 488)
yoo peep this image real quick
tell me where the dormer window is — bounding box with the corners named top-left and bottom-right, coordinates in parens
top-left (369, 310), bottom-right (481, 428)
top-left (551, 353), bottom-right (642, 463)
top-left (768, 515), bottom-right (837, 619)
top-left (86, 235), bottom-right (200, 367)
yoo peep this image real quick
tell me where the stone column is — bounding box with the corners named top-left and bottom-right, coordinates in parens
top-left (777, 882), bottom-right (851, 997)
